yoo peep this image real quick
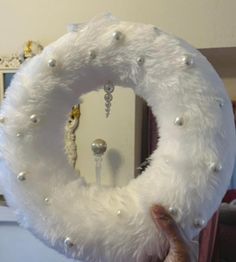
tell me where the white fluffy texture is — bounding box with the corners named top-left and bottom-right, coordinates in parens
top-left (0, 14), bottom-right (235, 262)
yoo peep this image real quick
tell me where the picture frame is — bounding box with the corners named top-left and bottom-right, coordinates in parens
top-left (0, 54), bottom-right (20, 101)
top-left (0, 54), bottom-right (20, 204)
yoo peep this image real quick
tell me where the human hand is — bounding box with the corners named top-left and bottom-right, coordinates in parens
top-left (151, 205), bottom-right (198, 262)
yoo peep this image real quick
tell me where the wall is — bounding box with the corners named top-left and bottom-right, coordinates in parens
top-left (201, 47), bottom-right (236, 99)
top-left (0, 0), bottom-right (236, 55)
top-left (75, 88), bottom-right (136, 186)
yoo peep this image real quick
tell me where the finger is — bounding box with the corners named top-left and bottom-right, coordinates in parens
top-left (151, 205), bottom-right (184, 244)
top-left (151, 205), bottom-right (191, 262)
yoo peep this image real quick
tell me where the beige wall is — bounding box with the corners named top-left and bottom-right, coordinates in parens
top-left (75, 88), bottom-right (136, 186)
top-left (200, 48), bottom-right (236, 100)
top-left (1, 0), bottom-right (236, 55)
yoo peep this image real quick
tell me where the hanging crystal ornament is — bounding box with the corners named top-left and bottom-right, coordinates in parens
top-left (104, 81), bottom-right (115, 118)
top-left (91, 139), bottom-right (107, 186)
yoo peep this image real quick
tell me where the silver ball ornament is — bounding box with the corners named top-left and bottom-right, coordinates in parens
top-left (91, 139), bottom-right (107, 156)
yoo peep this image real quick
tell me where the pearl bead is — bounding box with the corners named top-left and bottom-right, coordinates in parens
top-left (193, 218), bottom-right (205, 228)
top-left (30, 114), bottom-right (39, 124)
top-left (17, 172), bottom-right (26, 181)
top-left (137, 56), bottom-right (145, 66)
top-left (219, 100), bottom-right (224, 108)
top-left (89, 50), bottom-right (96, 60)
top-left (153, 26), bottom-right (161, 35)
top-left (48, 59), bottom-right (57, 67)
top-left (104, 81), bottom-right (115, 93)
top-left (44, 197), bottom-right (50, 204)
top-left (210, 162), bottom-right (222, 173)
top-left (16, 132), bottom-right (22, 138)
top-left (0, 115), bottom-right (5, 123)
top-left (112, 31), bottom-right (124, 41)
top-left (182, 54), bottom-right (194, 66)
top-left (168, 207), bottom-right (178, 216)
top-left (174, 116), bottom-right (184, 126)
top-left (64, 237), bottom-right (74, 248)
top-left (117, 210), bottom-right (121, 216)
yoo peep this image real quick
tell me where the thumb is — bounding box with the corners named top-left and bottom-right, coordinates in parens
top-left (151, 205), bottom-right (192, 262)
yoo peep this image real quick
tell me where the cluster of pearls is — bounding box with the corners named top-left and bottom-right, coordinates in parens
top-left (104, 81), bottom-right (115, 118)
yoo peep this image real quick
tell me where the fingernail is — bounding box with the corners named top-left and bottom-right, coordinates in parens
top-left (152, 205), bottom-right (169, 220)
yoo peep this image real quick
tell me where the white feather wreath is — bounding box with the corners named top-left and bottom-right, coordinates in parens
top-left (0, 14), bottom-right (235, 262)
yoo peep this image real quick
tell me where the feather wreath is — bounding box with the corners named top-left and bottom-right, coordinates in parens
top-left (0, 14), bottom-right (235, 262)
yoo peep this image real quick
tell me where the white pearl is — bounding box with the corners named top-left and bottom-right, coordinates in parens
top-left (48, 58), bottom-right (57, 67)
top-left (117, 210), bottom-right (121, 216)
top-left (17, 172), bottom-right (26, 181)
top-left (137, 56), bottom-right (145, 66)
top-left (193, 218), bottom-right (205, 228)
top-left (89, 50), bottom-right (96, 60)
top-left (182, 54), bottom-right (194, 66)
top-left (30, 114), bottom-right (39, 124)
top-left (16, 132), bottom-right (22, 138)
top-left (112, 31), bottom-right (124, 41)
top-left (104, 81), bottom-right (115, 93)
top-left (64, 237), bottom-right (74, 247)
top-left (153, 26), bottom-right (161, 35)
top-left (174, 116), bottom-right (184, 126)
top-left (0, 115), bottom-right (5, 123)
top-left (219, 100), bottom-right (224, 108)
top-left (210, 162), bottom-right (222, 173)
top-left (168, 207), bottom-right (178, 216)
top-left (44, 197), bottom-right (50, 204)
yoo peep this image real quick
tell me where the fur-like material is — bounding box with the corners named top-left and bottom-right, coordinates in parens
top-left (0, 14), bottom-right (235, 262)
